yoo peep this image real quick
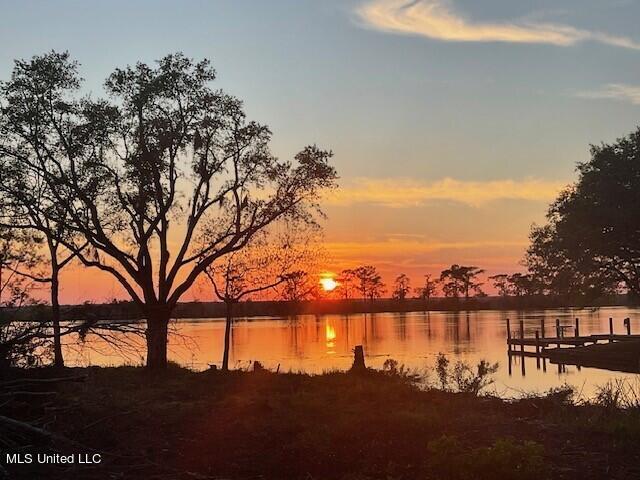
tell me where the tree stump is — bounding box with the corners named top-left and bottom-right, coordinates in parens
top-left (351, 345), bottom-right (366, 371)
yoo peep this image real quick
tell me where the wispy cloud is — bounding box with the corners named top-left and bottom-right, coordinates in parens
top-left (327, 239), bottom-right (527, 256)
top-left (575, 84), bottom-right (640, 105)
top-left (326, 177), bottom-right (564, 208)
top-left (356, 0), bottom-right (640, 50)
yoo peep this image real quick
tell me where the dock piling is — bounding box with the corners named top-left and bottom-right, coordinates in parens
top-left (575, 318), bottom-right (580, 337)
top-left (506, 318), bottom-right (511, 352)
top-left (609, 317), bottom-right (614, 336)
top-left (625, 318), bottom-right (631, 336)
top-left (519, 319), bottom-right (525, 353)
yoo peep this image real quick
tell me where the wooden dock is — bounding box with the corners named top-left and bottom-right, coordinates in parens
top-left (506, 317), bottom-right (640, 354)
top-left (505, 317), bottom-right (640, 375)
top-left (506, 317), bottom-right (640, 373)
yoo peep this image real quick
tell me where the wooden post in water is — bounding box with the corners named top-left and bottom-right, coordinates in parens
top-left (519, 319), bottom-right (525, 353)
top-left (540, 318), bottom-right (545, 339)
top-left (535, 330), bottom-right (540, 355)
top-left (609, 317), bottom-right (614, 337)
top-left (351, 345), bottom-right (366, 371)
top-left (575, 318), bottom-right (580, 338)
top-left (555, 319), bottom-right (561, 348)
top-left (506, 318), bottom-right (511, 352)
top-left (625, 318), bottom-right (631, 336)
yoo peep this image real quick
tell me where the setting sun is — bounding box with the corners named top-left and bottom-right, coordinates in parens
top-left (320, 277), bottom-right (338, 292)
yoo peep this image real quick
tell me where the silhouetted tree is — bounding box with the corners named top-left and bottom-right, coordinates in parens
top-left (0, 227), bottom-right (43, 368)
top-left (353, 265), bottom-right (385, 301)
top-left (489, 272), bottom-right (541, 298)
top-left (508, 273), bottom-right (541, 297)
top-left (0, 223), bottom-right (145, 369)
top-left (526, 224), bottom-right (617, 300)
top-left (203, 225), bottom-right (310, 370)
top-left (440, 265), bottom-right (484, 299)
top-left (489, 274), bottom-right (510, 297)
top-left (279, 270), bottom-right (321, 301)
top-left (0, 52), bottom-right (337, 368)
top-left (523, 130), bottom-right (640, 300)
top-left (368, 276), bottom-right (386, 301)
top-left (0, 154), bottom-right (79, 367)
top-left (414, 274), bottom-right (439, 309)
top-left (336, 268), bottom-right (358, 299)
top-left (392, 273), bottom-right (411, 300)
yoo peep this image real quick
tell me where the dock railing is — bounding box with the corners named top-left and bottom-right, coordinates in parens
top-left (506, 317), bottom-right (636, 355)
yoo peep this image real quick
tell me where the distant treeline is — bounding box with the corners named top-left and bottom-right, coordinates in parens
top-left (2, 294), bottom-right (633, 323)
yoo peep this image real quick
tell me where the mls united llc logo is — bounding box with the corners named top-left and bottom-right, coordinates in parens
top-left (4, 453), bottom-right (102, 465)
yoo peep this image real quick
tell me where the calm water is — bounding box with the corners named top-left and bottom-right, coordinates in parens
top-left (66, 306), bottom-right (640, 398)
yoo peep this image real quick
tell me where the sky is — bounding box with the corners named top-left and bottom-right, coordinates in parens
top-left (1, 0), bottom-right (639, 303)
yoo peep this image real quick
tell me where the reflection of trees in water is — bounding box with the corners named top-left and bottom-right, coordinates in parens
top-left (361, 313), bottom-right (369, 346)
top-left (360, 312), bottom-right (383, 343)
top-left (285, 315), bottom-right (305, 359)
top-left (394, 312), bottom-right (408, 341)
top-left (315, 315), bottom-right (322, 342)
top-left (466, 312), bottom-right (471, 339)
top-left (444, 312), bottom-right (461, 355)
top-left (340, 314), bottom-right (350, 348)
top-left (230, 321), bottom-right (237, 365)
top-left (370, 313), bottom-right (382, 341)
top-left (422, 311), bottom-right (432, 339)
top-left (443, 312), bottom-right (474, 355)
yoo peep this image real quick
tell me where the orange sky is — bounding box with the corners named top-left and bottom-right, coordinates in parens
top-left (53, 185), bottom-right (556, 304)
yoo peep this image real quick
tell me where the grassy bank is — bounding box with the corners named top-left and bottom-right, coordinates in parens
top-left (2, 366), bottom-right (640, 479)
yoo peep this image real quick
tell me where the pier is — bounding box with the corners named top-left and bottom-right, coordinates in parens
top-left (506, 317), bottom-right (640, 374)
top-left (506, 317), bottom-right (639, 352)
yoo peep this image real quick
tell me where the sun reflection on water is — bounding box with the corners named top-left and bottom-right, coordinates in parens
top-left (325, 320), bottom-right (337, 352)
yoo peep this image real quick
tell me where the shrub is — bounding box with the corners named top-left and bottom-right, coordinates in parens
top-left (381, 358), bottom-right (422, 382)
top-left (431, 353), bottom-right (498, 395)
top-left (435, 352), bottom-right (450, 390)
top-left (593, 379), bottom-right (640, 410)
top-left (452, 359), bottom-right (499, 395)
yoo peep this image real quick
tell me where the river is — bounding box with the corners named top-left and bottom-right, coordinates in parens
top-left (65, 306), bottom-right (640, 398)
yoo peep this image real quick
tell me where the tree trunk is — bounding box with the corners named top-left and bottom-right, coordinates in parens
top-left (222, 301), bottom-right (233, 371)
top-left (146, 307), bottom-right (170, 369)
top-left (50, 267), bottom-right (64, 368)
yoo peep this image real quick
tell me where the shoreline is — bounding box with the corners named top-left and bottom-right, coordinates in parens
top-left (2, 295), bottom-right (635, 323)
